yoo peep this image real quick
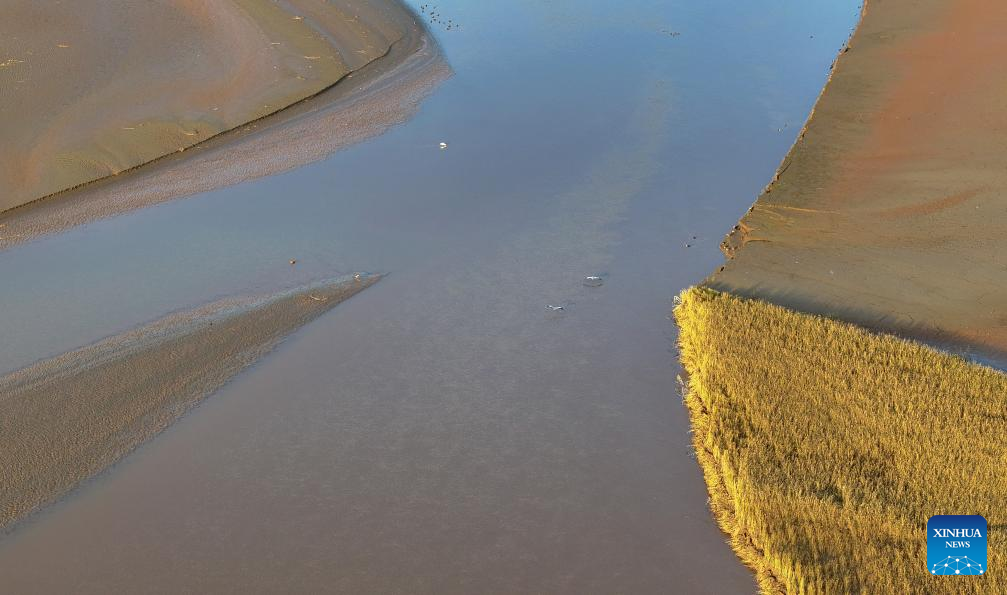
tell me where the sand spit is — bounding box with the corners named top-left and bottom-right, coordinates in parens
top-left (0, 0), bottom-right (448, 247)
top-left (0, 274), bottom-right (379, 532)
top-left (707, 0), bottom-right (1007, 359)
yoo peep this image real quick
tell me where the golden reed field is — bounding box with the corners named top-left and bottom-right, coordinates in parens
top-left (674, 287), bottom-right (1005, 594)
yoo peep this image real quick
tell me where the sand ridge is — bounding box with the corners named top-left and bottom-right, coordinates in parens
top-left (0, 274), bottom-right (380, 533)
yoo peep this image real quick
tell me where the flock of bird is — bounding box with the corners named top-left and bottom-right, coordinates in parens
top-left (418, 4), bottom-right (458, 31)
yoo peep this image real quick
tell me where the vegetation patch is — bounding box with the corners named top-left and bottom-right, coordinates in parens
top-left (674, 287), bottom-right (1006, 593)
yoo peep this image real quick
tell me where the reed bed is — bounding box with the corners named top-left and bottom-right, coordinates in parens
top-left (674, 287), bottom-right (1006, 593)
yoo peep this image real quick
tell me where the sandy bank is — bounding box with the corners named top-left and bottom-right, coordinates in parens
top-left (0, 274), bottom-right (379, 532)
top-left (707, 0), bottom-right (1007, 359)
top-left (0, 0), bottom-right (446, 242)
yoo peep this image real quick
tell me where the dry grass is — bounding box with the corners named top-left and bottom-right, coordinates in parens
top-left (674, 287), bottom-right (1006, 594)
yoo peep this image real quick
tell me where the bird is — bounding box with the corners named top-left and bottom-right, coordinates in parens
top-left (546, 305), bottom-right (565, 311)
top-left (439, 142), bottom-right (448, 150)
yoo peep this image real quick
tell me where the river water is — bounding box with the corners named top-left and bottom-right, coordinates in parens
top-left (0, 1), bottom-right (859, 592)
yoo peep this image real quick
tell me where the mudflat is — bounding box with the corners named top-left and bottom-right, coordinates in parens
top-left (709, 0), bottom-right (1007, 359)
top-left (0, 274), bottom-right (378, 532)
top-left (0, 0), bottom-right (417, 214)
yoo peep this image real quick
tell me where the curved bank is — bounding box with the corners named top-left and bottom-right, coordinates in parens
top-left (0, 0), bottom-right (448, 249)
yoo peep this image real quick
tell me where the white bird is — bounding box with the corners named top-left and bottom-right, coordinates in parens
top-left (546, 305), bottom-right (565, 311)
top-left (439, 142), bottom-right (448, 150)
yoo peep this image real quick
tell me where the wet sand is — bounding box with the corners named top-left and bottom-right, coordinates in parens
top-left (0, 0), bottom-right (444, 242)
top-left (0, 274), bottom-right (378, 533)
top-left (709, 0), bottom-right (1007, 360)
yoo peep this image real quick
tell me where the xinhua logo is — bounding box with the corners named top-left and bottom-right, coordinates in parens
top-left (928, 515), bottom-right (987, 576)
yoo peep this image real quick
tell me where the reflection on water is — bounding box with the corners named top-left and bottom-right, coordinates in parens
top-left (0, 0), bottom-right (859, 592)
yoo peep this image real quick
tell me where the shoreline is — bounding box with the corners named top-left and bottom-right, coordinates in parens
top-left (0, 0), bottom-right (449, 251)
top-left (2, 0), bottom-right (409, 211)
top-left (680, 0), bottom-right (1007, 590)
top-left (0, 274), bottom-right (380, 534)
top-left (706, 0), bottom-right (1007, 360)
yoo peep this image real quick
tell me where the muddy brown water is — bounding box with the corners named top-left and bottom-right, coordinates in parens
top-left (0, 0), bottom-right (859, 592)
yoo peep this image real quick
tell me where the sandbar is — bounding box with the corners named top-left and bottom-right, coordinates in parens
top-left (0, 274), bottom-right (379, 532)
top-left (0, 0), bottom-right (448, 249)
